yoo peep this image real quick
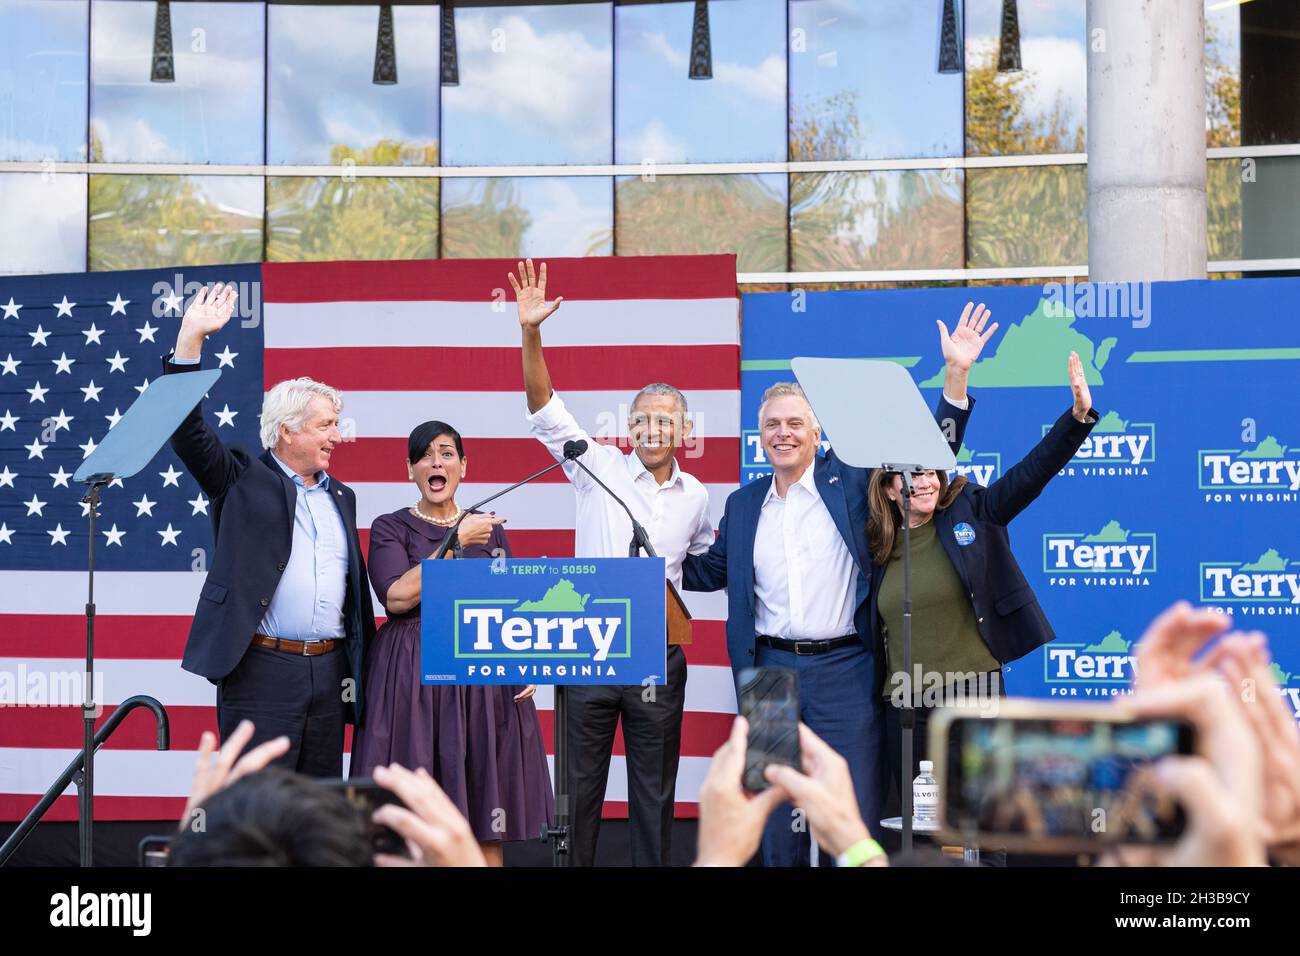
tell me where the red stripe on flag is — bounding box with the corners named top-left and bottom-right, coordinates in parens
top-left (1, 615), bottom-right (192, 659)
top-left (331, 437), bottom-right (739, 485)
top-left (265, 345), bottom-right (740, 393)
top-left (534, 709), bottom-right (732, 759)
top-left (358, 527), bottom-right (576, 559)
top-left (0, 793), bottom-right (189, 823)
top-left (262, 255), bottom-right (738, 303)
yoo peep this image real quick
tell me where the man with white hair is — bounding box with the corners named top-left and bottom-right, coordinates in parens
top-left (162, 284), bottom-right (375, 777)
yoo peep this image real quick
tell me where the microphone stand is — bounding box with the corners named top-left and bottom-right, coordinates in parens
top-left (427, 446), bottom-right (583, 865)
top-left (564, 457), bottom-right (658, 559)
top-left (882, 463), bottom-right (922, 861)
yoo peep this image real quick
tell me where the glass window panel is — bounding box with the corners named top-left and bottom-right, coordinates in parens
top-left (615, 0), bottom-right (785, 164)
top-left (441, 176), bottom-right (612, 258)
top-left (790, 170), bottom-right (963, 271)
top-left (964, 0), bottom-right (1087, 156)
top-left (266, 176), bottom-right (440, 261)
top-left (90, 0), bottom-right (265, 164)
top-left (789, 0), bottom-right (963, 160)
top-left (1238, 155), bottom-right (1300, 260)
top-left (964, 165), bottom-right (1086, 268)
top-left (1208, 157), bottom-right (1242, 261)
top-left (615, 173), bottom-right (787, 272)
top-left (1213, 0), bottom-right (1300, 147)
top-left (268, 4), bottom-right (440, 165)
top-left (0, 173), bottom-right (87, 274)
top-left (88, 174), bottom-right (263, 270)
top-left (441, 3), bottom-right (612, 165)
top-left (1205, 0), bottom-right (1240, 147)
top-left (0, 0), bottom-right (89, 162)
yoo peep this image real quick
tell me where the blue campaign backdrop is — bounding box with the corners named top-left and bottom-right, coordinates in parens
top-left (420, 556), bottom-right (667, 686)
top-left (740, 278), bottom-right (1300, 717)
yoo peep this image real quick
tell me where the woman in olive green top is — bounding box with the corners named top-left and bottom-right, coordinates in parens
top-left (865, 352), bottom-right (1098, 813)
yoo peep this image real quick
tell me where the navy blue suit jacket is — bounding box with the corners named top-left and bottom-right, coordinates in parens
top-left (163, 359), bottom-right (376, 723)
top-left (682, 395), bottom-right (972, 674)
top-left (868, 405), bottom-right (1098, 672)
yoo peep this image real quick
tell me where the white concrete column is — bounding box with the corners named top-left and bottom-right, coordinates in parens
top-left (1086, 0), bottom-right (1207, 281)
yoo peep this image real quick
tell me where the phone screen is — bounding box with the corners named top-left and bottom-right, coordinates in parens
top-left (943, 714), bottom-right (1194, 849)
top-left (738, 667), bottom-right (800, 793)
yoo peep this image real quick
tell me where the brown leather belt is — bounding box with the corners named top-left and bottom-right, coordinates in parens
top-left (252, 634), bottom-right (342, 656)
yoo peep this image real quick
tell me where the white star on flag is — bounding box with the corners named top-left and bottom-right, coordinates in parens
top-left (1, 297), bottom-right (20, 320)
top-left (160, 288), bottom-right (183, 314)
top-left (26, 381), bottom-right (48, 403)
top-left (24, 438), bottom-right (47, 460)
top-left (189, 493), bottom-right (209, 516)
top-left (82, 323), bottom-right (105, 345)
top-left (1, 354), bottom-right (19, 374)
top-left (0, 466), bottom-right (16, 488)
top-left (79, 437), bottom-right (97, 459)
top-left (25, 494), bottom-right (46, 517)
top-left (158, 524), bottom-right (181, 546)
top-left (28, 325), bottom-right (49, 347)
top-left (80, 501), bottom-right (100, 518)
top-left (160, 464), bottom-right (182, 488)
top-left (52, 353), bottom-right (75, 374)
top-left (47, 524), bottom-right (70, 546)
top-left (134, 378), bottom-right (150, 395)
top-left (0, 524), bottom-right (12, 544)
top-left (49, 409), bottom-right (72, 432)
top-left (105, 408), bottom-right (123, 429)
top-left (81, 381), bottom-right (102, 402)
top-left (134, 494), bottom-right (156, 517)
top-left (103, 525), bottom-right (125, 547)
top-left (107, 293), bottom-right (130, 315)
top-left (214, 345), bottom-right (238, 368)
top-left (54, 296), bottom-right (76, 318)
top-left (49, 466), bottom-right (72, 488)
top-left (108, 477), bottom-right (124, 489)
top-left (136, 321), bottom-right (158, 343)
top-left (106, 351), bottom-right (129, 373)
top-left (215, 404), bottom-right (238, 427)
top-left (0, 410), bottom-right (17, 431)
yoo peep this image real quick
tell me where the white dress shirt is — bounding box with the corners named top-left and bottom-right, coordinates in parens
top-left (526, 392), bottom-right (715, 589)
top-left (752, 461), bottom-right (858, 641)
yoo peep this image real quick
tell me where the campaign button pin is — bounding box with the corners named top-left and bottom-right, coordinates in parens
top-left (953, 522), bottom-right (976, 546)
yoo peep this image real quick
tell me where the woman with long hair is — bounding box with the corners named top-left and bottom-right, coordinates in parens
top-left (867, 352), bottom-right (1098, 811)
top-left (351, 420), bottom-right (554, 866)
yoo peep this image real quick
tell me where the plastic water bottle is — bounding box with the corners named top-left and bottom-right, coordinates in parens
top-left (913, 760), bottom-right (938, 825)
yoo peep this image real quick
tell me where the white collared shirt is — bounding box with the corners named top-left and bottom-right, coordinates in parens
top-left (526, 392), bottom-right (715, 589)
top-left (752, 461), bottom-right (857, 640)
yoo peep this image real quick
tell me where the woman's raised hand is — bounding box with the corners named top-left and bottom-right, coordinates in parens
top-left (1068, 351), bottom-right (1093, 423)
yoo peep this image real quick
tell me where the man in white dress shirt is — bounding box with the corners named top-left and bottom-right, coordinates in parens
top-left (509, 259), bottom-right (715, 866)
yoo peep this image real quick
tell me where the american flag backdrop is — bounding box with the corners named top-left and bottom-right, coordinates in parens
top-left (0, 255), bottom-right (740, 823)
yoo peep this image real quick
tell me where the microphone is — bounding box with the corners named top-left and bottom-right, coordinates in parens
top-left (562, 444), bottom-right (658, 559)
top-left (430, 445), bottom-right (582, 560)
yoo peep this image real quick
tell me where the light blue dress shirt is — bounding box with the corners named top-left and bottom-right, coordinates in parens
top-left (259, 452), bottom-right (349, 641)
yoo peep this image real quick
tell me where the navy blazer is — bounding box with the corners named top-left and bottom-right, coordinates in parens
top-left (682, 395), bottom-right (973, 674)
top-left (868, 405), bottom-right (1098, 672)
top-left (162, 359), bottom-right (376, 723)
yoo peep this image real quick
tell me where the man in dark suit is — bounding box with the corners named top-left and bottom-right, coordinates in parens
top-left (682, 303), bottom-right (995, 866)
top-left (163, 284), bottom-right (374, 777)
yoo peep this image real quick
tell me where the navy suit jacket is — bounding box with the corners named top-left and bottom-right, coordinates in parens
top-left (868, 405), bottom-right (1098, 672)
top-left (163, 359), bottom-right (376, 723)
top-left (682, 395), bottom-right (972, 674)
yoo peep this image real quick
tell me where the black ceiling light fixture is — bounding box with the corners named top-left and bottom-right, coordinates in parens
top-left (689, 0), bottom-right (712, 79)
top-left (938, 0), bottom-right (962, 73)
top-left (150, 0), bottom-right (174, 82)
top-left (373, 3), bottom-right (397, 84)
top-left (997, 0), bottom-right (1022, 72)
top-left (441, 1), bottom-right (459, 86)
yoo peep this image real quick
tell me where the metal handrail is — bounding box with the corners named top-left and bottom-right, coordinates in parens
top-left (0, 696), bottom-right (170, 866)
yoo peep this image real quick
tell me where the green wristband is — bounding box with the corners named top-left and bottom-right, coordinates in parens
top-left (836, 837), bottom-right (885, 868)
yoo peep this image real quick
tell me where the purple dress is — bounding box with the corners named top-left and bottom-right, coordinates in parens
top-left (351, 508), bottom-right (554, 843)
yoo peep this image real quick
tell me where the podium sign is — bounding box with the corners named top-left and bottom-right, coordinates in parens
top-left (420, 557), bottom-right (668, 686)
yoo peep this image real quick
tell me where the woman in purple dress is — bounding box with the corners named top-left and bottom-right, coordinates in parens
top-left (351, 420), bottom-right (554, 866)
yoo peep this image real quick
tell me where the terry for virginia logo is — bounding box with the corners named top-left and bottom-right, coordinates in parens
top-left (1199, 435), bottom-right (1300, 504)
top-left (1044, 630), bottom-right (1135, 697)
top-left (1051, 409), bottom-right (1155, 477)
top-left (952, 443), bottom-right (1000, 485)
top-left (454, 579), bottom-right (630, 678)
top-left (1042, 519), bottom-right (1155, 588)
top-left (1200, 548), bottom-right (1300, 616)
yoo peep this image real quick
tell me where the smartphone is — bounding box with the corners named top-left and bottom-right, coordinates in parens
top-left (929, 700), bottom-right (1196, 853)
top-left (737, 667), bottom-right (801, 793)
top-left (319, 778), bottom-right (410, 858)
